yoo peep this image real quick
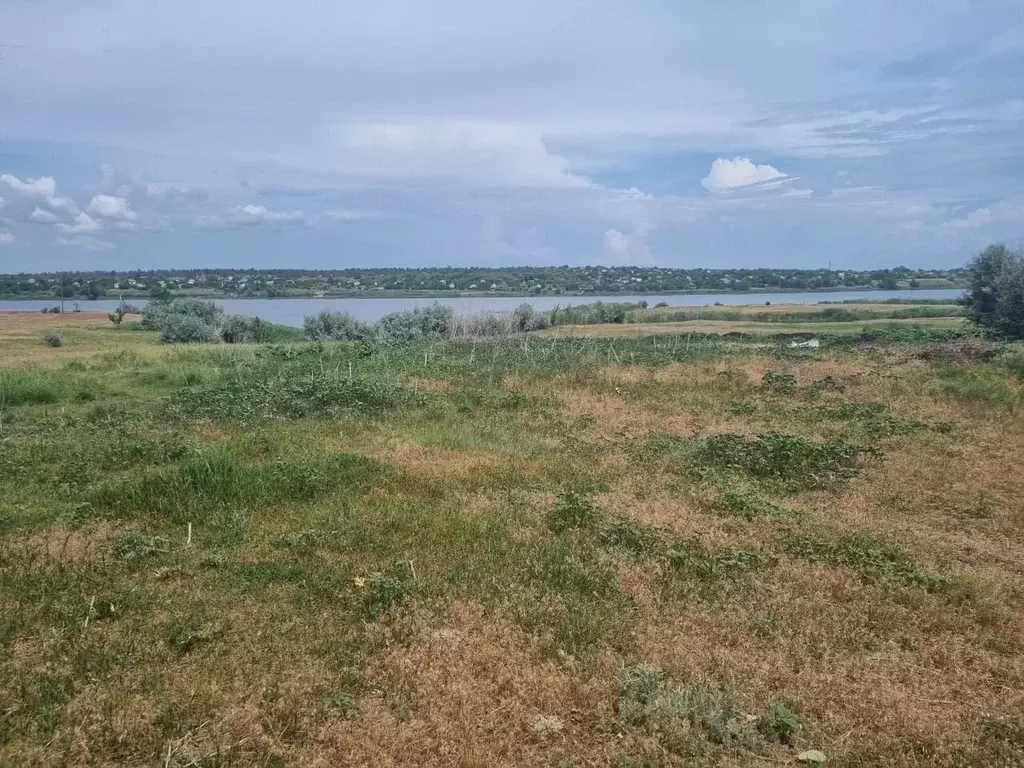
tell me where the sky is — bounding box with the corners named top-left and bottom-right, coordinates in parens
top-left (0, 1), bottom-right (1022, 273)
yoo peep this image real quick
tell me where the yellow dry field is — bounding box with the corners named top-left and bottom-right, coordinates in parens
top-left (542, 315), bottom-right (966, 338)
top-left (0, 311), bottom-right (152, 367)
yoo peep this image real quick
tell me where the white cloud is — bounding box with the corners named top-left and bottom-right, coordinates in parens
top-left (0, 196), bottom-right (5, 209)
top-left (603, 226), bottom-right (654, 265)
top-left (0, 232), bottom-right (14, 245)
top-left (30, 207), bottom-right (59, 222)
top-left (701, 157), bottom-right (788, 193)
top-left (231, 204), bottom-right (305, 225)
top-left (57, 235), bottom-right (114, 251)
top-left (331, 120), bottom-right (589, 188)
top-left (939, 202), bottom-right (1024, 233)
top-left (46, 196), bottom-right (79, 214)
top-left (115, 221), bottom-right (139, 231)
top-left (88, 194), bottom-right (137, 220)
top-left (57, 212), bottom-right (102, 234)
top-left (0, 174), bottom-right (57, 198)
top-left (941, 206), bottom-right (993, 231)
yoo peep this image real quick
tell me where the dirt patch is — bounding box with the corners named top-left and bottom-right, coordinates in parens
top-left (913, 339), bottom-right (1001, 364)
top-left (16, 522), bottom-right (119, 563)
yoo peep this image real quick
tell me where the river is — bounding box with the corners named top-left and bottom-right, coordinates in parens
top-left (0, 289), bottom-right (963, 326)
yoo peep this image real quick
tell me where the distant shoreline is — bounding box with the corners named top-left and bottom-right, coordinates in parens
top-left (0, 285), bottom-right (965, 302)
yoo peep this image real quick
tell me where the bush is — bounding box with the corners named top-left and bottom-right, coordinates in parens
top-left (220, 314), bottom-right (271, 343)
top-left (141, 297), bottom-right (223, 332)
top-left (43, 332), bottom-right (63, 348)
top-left (961, 243), bottom-right (1024, 339)
top-left (376, 303), bottom-right (454, 342)
top-left (303, 310), bottom-right (374, 341)
top-left (158, 314), bottom-right (220, 344)
top-left (511, 303), bottom-right (550, 332)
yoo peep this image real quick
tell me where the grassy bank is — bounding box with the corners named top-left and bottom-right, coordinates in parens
top-left (1, 312), bottom-right (1022, 766)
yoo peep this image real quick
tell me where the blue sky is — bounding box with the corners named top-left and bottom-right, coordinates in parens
top-left (0, 0), bottom-right (1022, 272)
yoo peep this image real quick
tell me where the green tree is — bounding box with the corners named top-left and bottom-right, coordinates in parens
top-left (961, 243), bottom-right (1024, 339)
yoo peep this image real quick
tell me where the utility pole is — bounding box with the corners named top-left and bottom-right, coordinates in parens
top-left (60, 280), bottom-right (64, 314)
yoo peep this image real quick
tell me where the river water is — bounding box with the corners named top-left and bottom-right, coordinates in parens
top-left (0, 288), bottom-right (963, 327)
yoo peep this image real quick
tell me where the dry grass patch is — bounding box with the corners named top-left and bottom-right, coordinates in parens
top-left (323, 601), bottom-right (623, 767)
top-left (634, 559), bottom-right (1024, 766)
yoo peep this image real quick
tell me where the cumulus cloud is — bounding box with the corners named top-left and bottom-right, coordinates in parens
top-left (701, 158), bottom-right (788, 193)
top-left (46, 196), bottom-right (79, 214)
top-left (1, 174), bottom-right (57, 199)
top-left (603, 226), bottom-right (654, 265)
top-left (57, 235), bottom-right (114, 251)
top-left (0, 232), bottom-right (14, 245)
top-left (941, 207), bottom-right (994, 231)
top-left (88, 194), bottom-right (137, 220)
top-left (30, 207), bottom-right (59, 223)
top-left (57, 212), bottom-right (102, 234)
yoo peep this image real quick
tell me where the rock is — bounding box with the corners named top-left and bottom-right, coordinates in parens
top-left (531, 714), bottom-right (564, 737)
top-left (797, 750), bottom-right (827, 764)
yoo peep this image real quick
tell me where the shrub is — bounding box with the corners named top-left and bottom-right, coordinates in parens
top-left (303, 310), bottom-right (374, 341)
top-left (107, 307), bottom-right (125, 327)
top-left (376, 303), bottom-right (454, 342)
top-left (42, 332), bottom-right (63, 348)
top-left (512, 303), bottom-right (550, 332)
top-left (961, 243), bottom-right (1024, 339)
top-left (141, 297), bottom-right (223, 332)
top-left (158, 314), bottom-right (220, 344)
top-left (220, 314), bottom-right (270, 343)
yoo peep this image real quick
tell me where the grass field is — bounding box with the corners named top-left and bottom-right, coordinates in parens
top-left (1, 312), bottom-right (1023, 766)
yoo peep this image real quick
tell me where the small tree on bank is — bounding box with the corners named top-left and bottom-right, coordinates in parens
top-left (962, 243), bottom-right (1024, 339)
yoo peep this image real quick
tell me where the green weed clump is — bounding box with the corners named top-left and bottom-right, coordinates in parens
top-left (617, 667), bottom-right (807, 756)
top-left (664, 538), bottom-right (769, 598)
top-left (548, 490), bottom-right (603, 533)
top-left (689, 433), bottom-right (874, 492)
top-left (42, 331), bottom-right (63, 348)
top-left (167, 365), bottom-right (423, 423)
top-left (361, 560), bottom-right (422, 619)
top-left (787, 533), bottom-right (947, 591)
top-left (712, 483), bottom-right (802, 519)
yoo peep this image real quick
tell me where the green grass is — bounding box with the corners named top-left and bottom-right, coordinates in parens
top-left (1, 316), bottom-right (1021, 766)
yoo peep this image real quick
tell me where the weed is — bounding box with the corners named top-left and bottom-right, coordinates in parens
top-left (361, 560), bottom-right (421, 619)
top-left (114, 531), bottom-right (168, 559)
top-left (711, 483), bottom-right (802, 519)
top-left (169, 621), bottom-right (222, 652)
top-left (758, 701), bottom-right (807, 744)
top-left (689, 433), bottom-right (874, 492)
top-left (324, 691), bottom-right (359, 715)
top-left (787, 533), bottom-right (947, 591)
top-left (599, 519), bottom-right (665, 555)
top-left (664, 538), bottom-right (769, 598)
top-left (761, 371), bottom-right (798, 395)
top-left (548, 490), bottom-right (603, 533)
top-left (618, 665), bottom-right (667, 727)
top-left (43, 331), bottom-right (63, 348)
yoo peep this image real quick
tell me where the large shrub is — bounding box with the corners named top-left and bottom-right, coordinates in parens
top-left (158, 314), bottom-right (220, 344)
top-left (303, 310), bottom-right (374, 341)
top-left (962, 243), bottom-right (1024, 339)
top-left (512, 303), bottom-right (550, 332)
top-left (376, 303), bottom-right (454, 342)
